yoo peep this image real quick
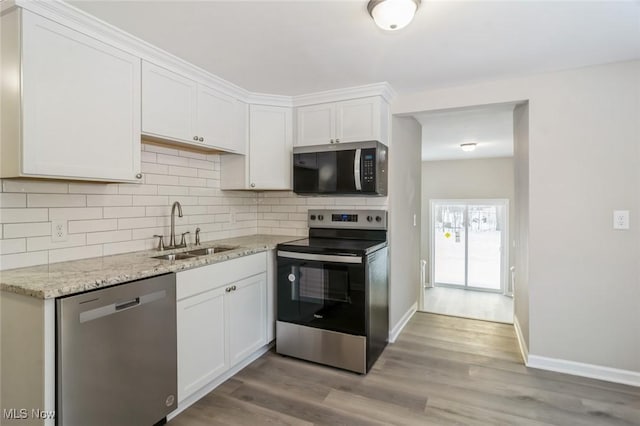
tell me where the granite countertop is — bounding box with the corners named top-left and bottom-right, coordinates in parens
top-left (0, 234), bottom-right (298, 299)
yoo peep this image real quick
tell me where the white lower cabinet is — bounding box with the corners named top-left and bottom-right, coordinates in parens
top-left (227, 273), bottom-right (267, 365)
top-left (175, 252), bottom-right (268, 404)
top-left (177, 286), bottom-right (227, 402)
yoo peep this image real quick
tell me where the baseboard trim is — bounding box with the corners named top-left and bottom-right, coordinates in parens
top-left (527, 354), bottom-right (640, 387)
top-left (389, 302), bottom-right (417, 343)
top-left (513, 314), bottom-right (529, 364)
top-left (167, 342), bottom-right (273, 421)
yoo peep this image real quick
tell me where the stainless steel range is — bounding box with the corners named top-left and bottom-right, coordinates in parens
top-left (276, 209), bottom-right (389, 374)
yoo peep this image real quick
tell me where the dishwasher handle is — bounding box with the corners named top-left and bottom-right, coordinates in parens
top-left (115, 297), bottom-right (140, 311)
top-left (79, 289), bottom-right (167, 323)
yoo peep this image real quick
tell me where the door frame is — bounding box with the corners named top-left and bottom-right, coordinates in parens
top-left (429, 199), bottom-right (510, 294)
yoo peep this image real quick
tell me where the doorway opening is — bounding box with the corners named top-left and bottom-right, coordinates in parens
top-left (413, 101), bottom-right (523, 324)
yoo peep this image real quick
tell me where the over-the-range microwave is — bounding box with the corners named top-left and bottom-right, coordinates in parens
top-left (293, 141), bottom-right (388, 196)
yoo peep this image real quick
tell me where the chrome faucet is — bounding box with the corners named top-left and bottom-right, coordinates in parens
top-left (169, 201), bottom-right (183, 248)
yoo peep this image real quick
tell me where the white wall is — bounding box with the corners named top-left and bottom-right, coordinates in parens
top-left (420, 157), bottom-right (515, 285)
top-left (389, 116), bottom-right (422, 333)
top-left (0, 142), bottom-right (257, 270)
top-left (394, 60), bottom-right (640, 375)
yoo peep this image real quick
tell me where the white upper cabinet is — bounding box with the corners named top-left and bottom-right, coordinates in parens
top-left (197, 85), bottom-right (245, 153)
top-left (295, 96), bottom-right (388, 147)
top-left (141, 61), bottom-right (245, 154)
top-left (296, 103), bottom-right (336, 146)
top-left (220, 104), bottom-right (293, 190)
top-left (0, 9), bottom-right (142, 182)
top-left (141, 62), bottom-right (197, 143)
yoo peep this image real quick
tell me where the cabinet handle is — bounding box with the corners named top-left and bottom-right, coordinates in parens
top-left (250, 183), bottom-right (256, 188)
top-left (193, 136), bottom-right (199, 141)
top-left (199, 137), bottom-right (204, 142)
top-left (135, 173), bottom-right (142, 179)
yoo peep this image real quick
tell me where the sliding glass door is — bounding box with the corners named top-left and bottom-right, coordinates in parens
top-left (432, 200), bottom-right (507, 292)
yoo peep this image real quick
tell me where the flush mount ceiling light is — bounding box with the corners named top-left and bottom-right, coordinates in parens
top-left (367, 0), bottom-right (421, 31)
top-left (460, 143), bottom-right (477, 152)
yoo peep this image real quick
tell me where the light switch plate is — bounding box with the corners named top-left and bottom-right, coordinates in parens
top-left (613, 210), bottom-right (630, 230)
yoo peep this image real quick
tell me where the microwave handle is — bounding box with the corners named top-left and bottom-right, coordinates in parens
top-left (354, 148), bottom-right (362, 191)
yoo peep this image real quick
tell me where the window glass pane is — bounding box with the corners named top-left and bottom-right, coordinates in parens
top-left (467, 205), bottom-right (503, 290)
top-left (434, 204), bottom-right (465, 286)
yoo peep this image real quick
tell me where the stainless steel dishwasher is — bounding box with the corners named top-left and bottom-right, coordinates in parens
top-left (56, 273), bottom-right (177, 426)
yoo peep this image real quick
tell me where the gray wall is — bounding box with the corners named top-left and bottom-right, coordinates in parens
top-left (420, 157), bottom-right (515, 285)
top-left (513, 103), bottom-right (530, 348)
top-left (389, 116), bottom-right (422, 332)
top-left (393, 60), bottom-right (640, 373)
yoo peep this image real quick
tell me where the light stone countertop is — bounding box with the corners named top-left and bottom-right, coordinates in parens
top-left (0, 234), bottom-right (299, 299)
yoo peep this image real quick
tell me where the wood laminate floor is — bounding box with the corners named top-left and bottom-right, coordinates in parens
top-left (169, 313), bottom-right (640, 425)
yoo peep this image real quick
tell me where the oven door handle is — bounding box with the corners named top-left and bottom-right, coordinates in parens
top-left (277, 251), bottom-right (362, 264)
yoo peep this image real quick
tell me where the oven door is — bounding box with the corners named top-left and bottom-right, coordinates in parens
top-left (277, 251), bottom-right (366, 335)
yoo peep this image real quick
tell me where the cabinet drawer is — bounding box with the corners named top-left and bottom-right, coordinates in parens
top-left (176, 252), bottom-right (267, 300)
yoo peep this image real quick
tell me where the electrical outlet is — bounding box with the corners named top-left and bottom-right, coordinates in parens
top-left (51, 220), bottom-right (68, 242)
top-left (613, 210), bottom-right (630, 230)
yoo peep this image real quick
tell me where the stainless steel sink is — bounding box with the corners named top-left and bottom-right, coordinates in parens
top-left (152, 246), bottom-right (237, 261)
top-left (152, 253), bottom-right (196, 261)
top-left (184, 246), bottom-right (236, 256)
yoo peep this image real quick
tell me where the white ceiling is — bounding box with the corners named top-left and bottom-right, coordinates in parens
top-left (415, 103), bottom-right (516, 161)
top-left (70, 1), bottom-right (640, 96)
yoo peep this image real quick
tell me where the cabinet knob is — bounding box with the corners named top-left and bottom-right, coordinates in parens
top-left (250, 183), bottom-right (256, 188)
top-left (199, 137), bottom-right (204, 142)
top-left (231, 285), bottom-right (237, 291)
top-left (330, 139), bottom-right (334, 144)
top-left (193, 136), bottom-right (199, 141)
top-left (336, 139), bottom-right (340, 143)
top-left (135, 173), bottom-right (142, 179)
top-left (225, 287), bottom-right (232, 293)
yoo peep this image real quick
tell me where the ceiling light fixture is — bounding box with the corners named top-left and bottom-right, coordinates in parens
top-left (367, 0), bottom-right (421, 31)
top-left (460, 143), bottom-right (477, 152)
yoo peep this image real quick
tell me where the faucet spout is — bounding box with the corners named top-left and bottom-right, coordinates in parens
top-left (169, 201), bottom-right (183, 248)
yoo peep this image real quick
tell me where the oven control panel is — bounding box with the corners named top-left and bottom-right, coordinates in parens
top-left (308, 209), bottom-right (387, 230)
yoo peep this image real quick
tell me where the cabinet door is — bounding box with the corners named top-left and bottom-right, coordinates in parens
top-left (197, 85), bottom-right (244, 153)
top-left (249, 105), bottom-right (293, 189)
top-left (177, 287), bottom-right (227, 403)
top-left (296, 103), bottom-right (336, 146)
top-left (21, 11), bottom-right (141, 181)
top-left (335, 97), bottom-right (382, 143)
top-left (142, 61), bottom-right (197, 143)
top-left (226, 273), bottom-right (267, 366)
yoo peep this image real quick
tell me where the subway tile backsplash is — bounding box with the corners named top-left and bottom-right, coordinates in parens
top-left (0, 142), bottom-right (388, 270)
top-left (0, 143), bottom-right (257, 270)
